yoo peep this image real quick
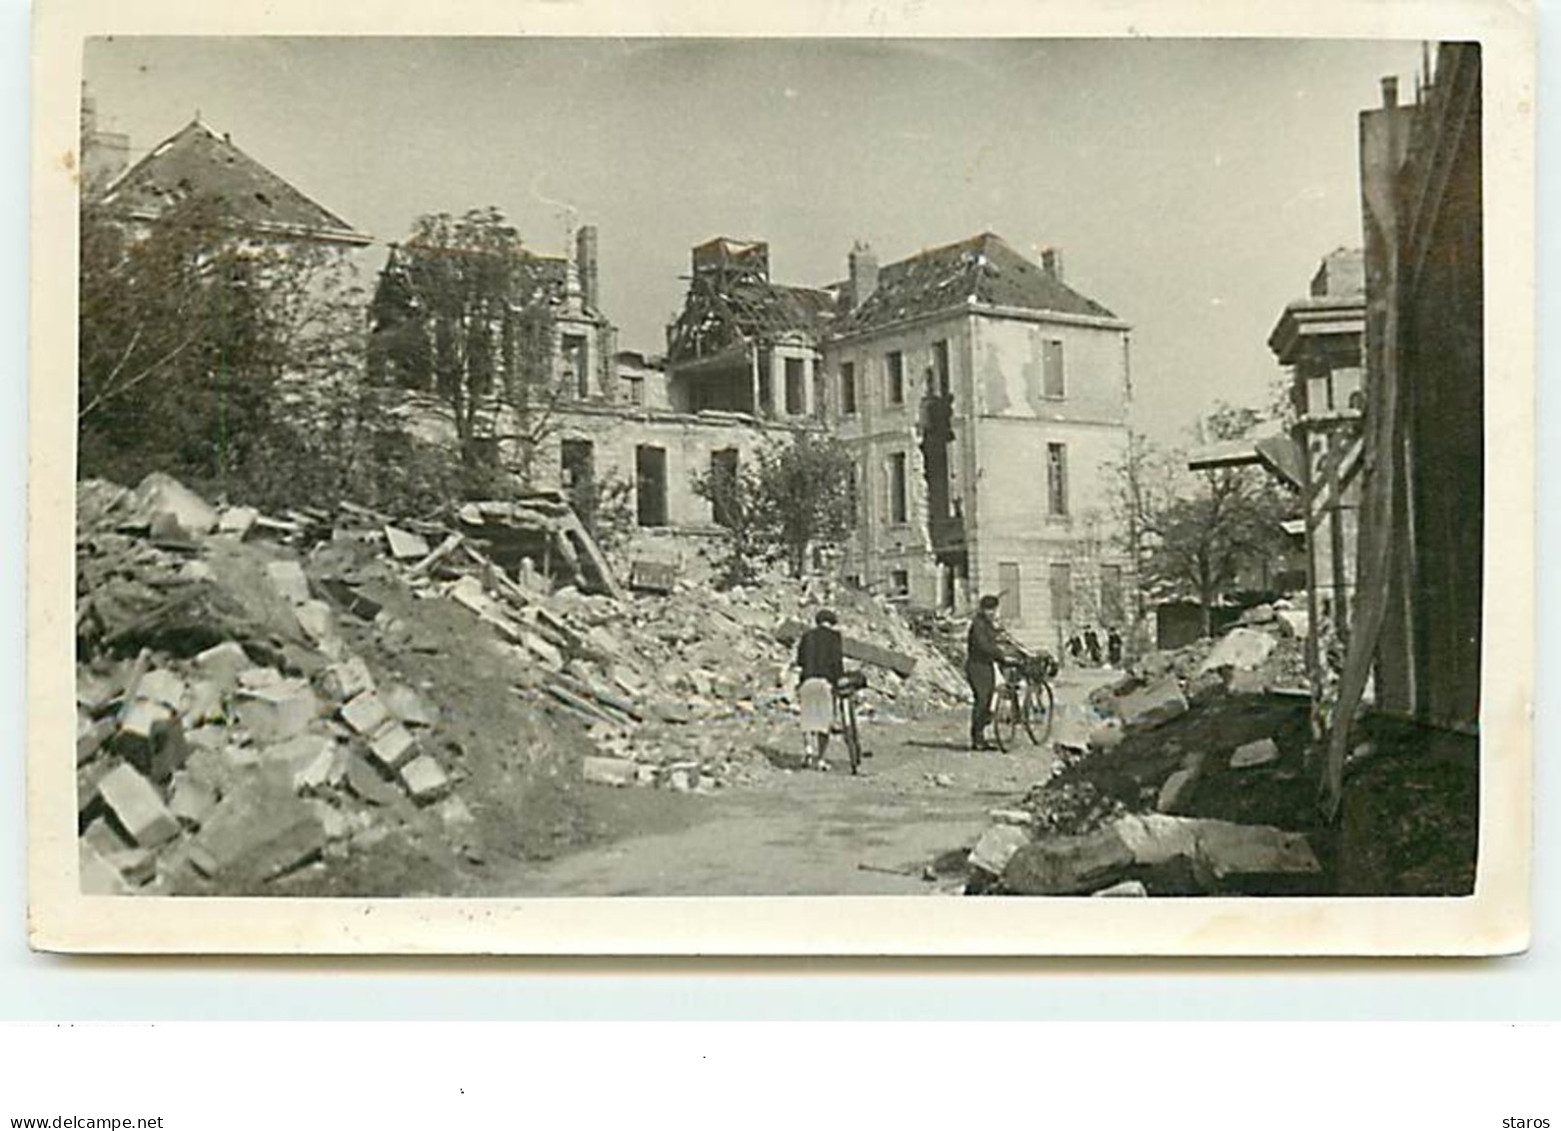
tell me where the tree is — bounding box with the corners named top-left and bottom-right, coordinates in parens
top-left (368, 207), bottom-right (562, 490)
top-left (78, 195), bottom-right (370, 504)
top-left (691, 431), bottom-right (857, 585)
top-left (1111, 404), bottom-right (1296, 637)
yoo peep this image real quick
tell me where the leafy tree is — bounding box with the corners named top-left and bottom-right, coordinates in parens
top-left (692, 431), bottom-right (856, 584)
top-left (78, 196), bottom-right (371, 504)
top-left (368, 207), bottom-right (562, 487)
top-left (1111, 404), bottom-right (1297, 637)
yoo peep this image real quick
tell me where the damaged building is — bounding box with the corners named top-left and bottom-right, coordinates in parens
top-left (370, 228), bottom-right (809, 557)
top-left (825, 234), bottom-right (1134, 654)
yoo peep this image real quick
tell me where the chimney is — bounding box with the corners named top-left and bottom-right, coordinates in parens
top-left (1381, 75), bottom-right (1399, 109)
top-left (576, 224), bottom-right (600, 313)
top-left (848, 240), bottom-right (879, 309)
top-left (1041, 247), bottom-right (1064, 282)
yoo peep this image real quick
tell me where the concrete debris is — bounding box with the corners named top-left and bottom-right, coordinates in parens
top-left (1001, 827), bottom-right (1135, 895)
top-left (1197, 628), bottom-right (1278, 676)
top-left (383, 683), bottom-right (437, 728)
top-left (383, 525), bottom-right (431, 561)
top-left (1229, 737), bottom-right (1281, 769)
top-left (1092, 879), bottom-right (1149, 897)
top-left (1155, 768), bottom-right (1198, 815)
top-left (189, 780), bottom-right (327, 883)
top-left (1115, 678), bottom-right (1188, 730)
top-left (1192, 821), bottom-right (1321, 884)
top-left (234, 680), bottom-right (319, 743)
top-left (97, 763), bottom-right (181, 848)
top-left (582, 755), bottom-right (639, 787)
top-left (80, 843), bottom-right (133, 895)
top-left (969, 824), bottom-right (1031, 876)
top-left (398, 755), bottom-right (450, 804)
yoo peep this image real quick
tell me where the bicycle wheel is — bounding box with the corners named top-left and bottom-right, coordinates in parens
top-left (991, 688), bottom-right (1018, 752)
top-left (843, 698), bottom-right (862, 775)
top-left (1021, 680), bottom-right (1056, 745)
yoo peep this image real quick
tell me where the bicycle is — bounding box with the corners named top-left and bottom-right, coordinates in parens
top-left (990, 650), bottom-right (1057, 752)
top-left (834, 670), bottom-right (868, 775)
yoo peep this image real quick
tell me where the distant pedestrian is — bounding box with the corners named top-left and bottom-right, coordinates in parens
top-left (1086, 625), bottom-right (1103, 666)
top-left (796, 609), bottom-right (845, 765)
top-left (1107, 626), bottom-right (1123, 667)
top-left (1067, 631), bottom-right (1084, 665)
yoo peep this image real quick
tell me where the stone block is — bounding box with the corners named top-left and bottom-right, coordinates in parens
top-left (218, 505), bottom-right (259, 537)
top-left (339, 690), bottom-right (391, 736)
top-left (1092, 879), bottom-right (1149, 897)
top-left (345, 752), bottom-right (402, 807)
top-left (323, 657), bottom-right (376, 703)
top-left (383, 683), bottom-right (437, 728)
top-left (192, 642), bottom-right (251, 689)
top-left (77, 717), bottom-right (117, 765)
top-left (234, 680), bottom-right (319, 743)
top-left (293, 740), bottom-right (348, 792)
top-left (294, 600), bottom-right (341, 651)
top-left (1230, 738), bottom-right (1281, 769)
top-left (367, 722), bottom-right (417, 769)
top-left (969, 824), bottom-right (1031, 876)
top-left (1275, 610), bottom-right (1310, 639)
top-left (189, 780), bottom-right (326, 883)
top-left (582, 755), bottom-right (638, 787)
top-left (134, 471), bottom-right (217, 535)
top-left (134, 669), bottom-right (186, 711)
top-left (1156, 768), bottom-right (1198, 815)
top-left (82, 816), bottom-right (132, 860)
top-left (399, 755), bottom-right (450, 804)
top-left (265, 560), bottom-right (312, 606)
top-left (1197, 628), bottom-right (1277, 675)
top-left (448, 574), bottom-right (492, 616)
top-left (168, 773), bottom-right (220, 828)
top-left (1116, 677), bottom-right (1188, 730)
top-left (80, 842), bottom-right (131, 895)
top-left (238, 666), bottom-right (284, 690)
top-left (181, 679), bottom-right (225, 726)
top-left (1001, 827), bottom-right (1135, 895)
top-left (383, 525), bottom-right (430, 561)
top-left (76, 670), bottom-right (121, 714)
top-left (1113, 813), bottom-right (1199, 866)
top-left (1192, 821), bottom-right (1322, 886)
top-left (97, 763), bottom-right (181, 847)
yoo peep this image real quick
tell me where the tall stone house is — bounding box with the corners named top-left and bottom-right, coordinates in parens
top-left (823, 233), bottom-right (1134, 653)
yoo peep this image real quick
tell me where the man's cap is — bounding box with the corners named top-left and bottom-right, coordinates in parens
top-left (978, 595), bottom-right (1001, 611)
top-left (815, 609), bottom-right (838, 626)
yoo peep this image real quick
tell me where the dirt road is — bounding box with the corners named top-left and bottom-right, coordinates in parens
top-left (500, 673), bottom-right (1110, 897)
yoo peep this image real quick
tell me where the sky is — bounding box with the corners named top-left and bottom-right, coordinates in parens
top-left (84, 36), bottom-right (1424, 444)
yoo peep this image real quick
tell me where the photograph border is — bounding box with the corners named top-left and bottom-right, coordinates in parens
top-left (28, 0), bottom-right (1535, 956)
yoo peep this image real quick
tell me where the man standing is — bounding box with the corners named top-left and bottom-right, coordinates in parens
top-left (796, 609), bottom-right (845, 764)
top-left (965, 595), bottom-right (1009, 751)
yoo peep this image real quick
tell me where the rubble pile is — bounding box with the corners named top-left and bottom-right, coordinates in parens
top-left (959, 600), bottom-right (1324, 897)
top-left (75, 476), bottom-right (485, 895)
top-left (76, 472), bottom-right (971, 894)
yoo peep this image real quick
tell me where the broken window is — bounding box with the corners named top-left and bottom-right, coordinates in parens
top-left (784, 357), bottom-right (805, 415)
top-left (1050, 562), bottom-right (1073, 626)
top-left (886, 351), bottom-right (905, 406)
top-left (624, 376), bottom-right (644, 407)
top-left (1047, 442), bottom-right (1069, 516)
top-left (888, 452), bottom-right (908, 525)
top-left (756, 349), bottom-right (774, 417)
top-left (635, 444), bottom-right (668, 527)
top-left (709, 448), bottom-right (739, 528)
top-left (840, 362), bottom-right (858, 415)
top-left (932, 340), bottom-right (951, 398)
top-left (563, 333), bottom-right (589, 398)
top-left (998, 562), bottom-right (1022, 625)
top-left (1043, 339), bottom-right (1065, 399)
top-left (890, 569), bottom-right (910, 596)
top-left (1101, 564), bottom-right (1125, 624)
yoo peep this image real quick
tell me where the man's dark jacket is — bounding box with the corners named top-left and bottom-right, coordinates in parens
top-left (966, 613), bottom-right (1004, 669)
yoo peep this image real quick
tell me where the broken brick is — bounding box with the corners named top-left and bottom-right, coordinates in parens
top-left (339, 690), bottom-right (391, 736)
top-left (168, 773), bottom-right (220, 828)
top-left (97, 763), bottom-right (181, 848)
top-left (399, 755), bottom-right (450, 803)
top-left (234, 679), bottom-right (319, 743)
top-left (366, 722), bottom-right (416, 769)
top-left (323, 656), bottom-right (376, 702)
top-left (383, 525), bottom-right (430, 561)
top-left (265, 559), bottom-right (312, 606)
